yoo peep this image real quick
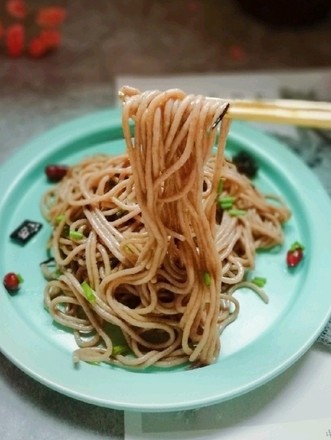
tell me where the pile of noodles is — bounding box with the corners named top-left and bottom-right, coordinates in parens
top-left (41, 87), bottom-right (290, 369)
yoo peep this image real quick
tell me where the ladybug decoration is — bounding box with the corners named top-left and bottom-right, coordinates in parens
top-left (286, 241), bottom-right (304, 268)
top-left (3, 272), bottom-right (24, 292)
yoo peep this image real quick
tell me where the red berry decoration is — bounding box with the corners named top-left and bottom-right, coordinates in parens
top-left (3, 272), bottom-right (23, 292)
top-left (6, 0), bottom-right (27, 20)
top-left (45, 164), bottom-right (68, 182)
top-left (36, 7), bottom-right (67, 27)
top-left (286, 241), bottom-right (304, 268)
top-left (6, 24), bottom-right (25, 57)
top-left (40, 29), bottom-right (61, 49)
top-left (28, 36), bottom-right (47, 58)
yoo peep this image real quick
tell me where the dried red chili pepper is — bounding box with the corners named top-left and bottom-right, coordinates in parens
top-left (6, 24), bottom-right (25, 57)
top-left (28, 36), bottom-right (47, 58)
top-left (6, 0), bottom-right (27, 20)
top-left (40, 29), bottom-right (61, 49)
top-left (36, 7), bottom-right (67, 27)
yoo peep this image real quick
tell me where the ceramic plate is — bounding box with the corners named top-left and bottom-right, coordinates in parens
top-left (1, 109), bottom-right (331, 412)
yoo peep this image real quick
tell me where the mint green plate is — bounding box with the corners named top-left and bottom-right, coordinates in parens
top-left (1, 108), bottom-right (331, 412)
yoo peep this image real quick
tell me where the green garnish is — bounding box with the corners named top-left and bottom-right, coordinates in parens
top-left (16, 273), bottom-right (24, 283)
top-left (112, 345), bottom-right (128, 356)
top-left (55, 214), bottom-right (65, 224)
top-left (203, 271), bottom-right (212, 287)
top-left (217, 178), bottom-right (224, 196)
top-left (69, 230), bottom-right (84, 241)
top-left (81, 281), bottom-right (96, 304)
top-left (218, 196), bottom-right (235, 209)
top-left (62, 225), bottom-right (84, 241)
top-left (228, 208), bottom-right (246, 217)
top-left (289, 241), bottom-right (304, 251)
top-left (251, 277), bottom-right (267, 288)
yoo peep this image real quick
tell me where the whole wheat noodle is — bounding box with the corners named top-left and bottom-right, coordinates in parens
top-left (42, 88), bottom-right (290, 369)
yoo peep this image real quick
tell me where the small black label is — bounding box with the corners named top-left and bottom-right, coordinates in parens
top-left (10, 220), bottom-right (43, 245)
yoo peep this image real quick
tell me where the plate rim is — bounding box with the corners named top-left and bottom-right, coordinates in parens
top-left (1, 108), bottom-right (331, 412)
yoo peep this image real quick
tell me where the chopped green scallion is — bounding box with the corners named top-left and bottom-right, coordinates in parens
top-left (203, 271), bottom-right (212, 287)
top-left (228, 208), bottom-right (246, 217)
top-left (55, 214), bottom-right (65, 224)
top-left (16, 273), bottom-right (24, 283)
top-left (251, 277), bottom-right (267, 288)
top-left (218, 196), bottom-right (235, 209)
top-left (112, 345), bottom-right (128, 356)
top-left (69, 230), bottom-right (84, 241)
top-left (81, 281), bottom-right (96, 304)
top-left (289, 241), bottom-right (305, 252)
top-left (217, 178), bottom-right (224, 196)
top-left (220, 202), bottom-right (234, 209)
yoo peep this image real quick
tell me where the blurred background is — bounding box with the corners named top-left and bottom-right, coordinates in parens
top-left (1, 0), bottom-right (330, 161)
top-left (1, 0), bottom-right (331, 93)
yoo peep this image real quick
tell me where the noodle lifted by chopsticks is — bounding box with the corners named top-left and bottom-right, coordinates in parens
top-left (42, 87), bottom-right (290, 369)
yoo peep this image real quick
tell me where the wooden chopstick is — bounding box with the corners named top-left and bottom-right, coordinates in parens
top-left (219, 98), bottom-right (331, 129)
top-left (119, 88), bottom-right (331, 129)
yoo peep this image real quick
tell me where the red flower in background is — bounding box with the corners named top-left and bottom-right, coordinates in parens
top-left (6, 24), bottom-right (25, 57)
top-left (36, 6), bottom-right (67, 27)
top-left (6, 0), bottom-right (27, 19)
